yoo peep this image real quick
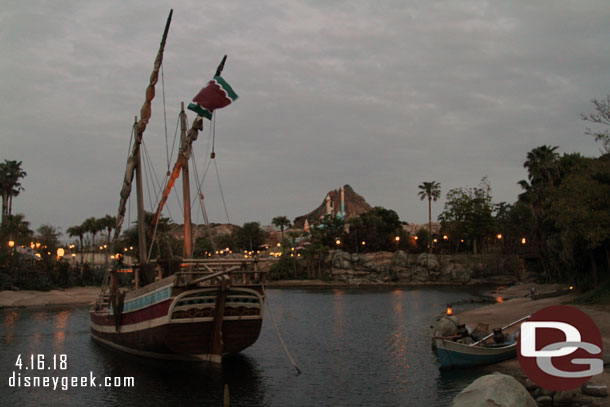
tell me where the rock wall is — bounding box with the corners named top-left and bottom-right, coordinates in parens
top-left (327, 250), bottom-right (524, 285)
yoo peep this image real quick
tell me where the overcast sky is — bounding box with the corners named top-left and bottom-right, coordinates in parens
top-left (2, 0), bottom-right (609, 239)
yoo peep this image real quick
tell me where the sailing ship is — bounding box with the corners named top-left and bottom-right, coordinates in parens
top-left (90, 10), bottom-right (267, 363)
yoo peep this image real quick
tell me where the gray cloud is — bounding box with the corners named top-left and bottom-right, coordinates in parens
top-left (1, 0), bottom-right (609, 238)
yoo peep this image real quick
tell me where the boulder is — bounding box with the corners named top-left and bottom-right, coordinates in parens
top-left (534, 396), bottom-right (552, 405)
top-left (435, 315), bottom-right (459, 337)
top-left (417, 253), bottom-right (439, 271)
top-left (412, 266), bottom-right (429, 282)
top-left (581, 382), bottom-right (608, 397)
top-left (392, 250), bottom-right (409, 268)
top-left (451, 372), bottom-right (537, 407)
top-left (331, 250), bottom-right (352, 269)
top-left (553, 390), bottom-right (576, 405)
top-left (451, 264), bottom-right (472, 283)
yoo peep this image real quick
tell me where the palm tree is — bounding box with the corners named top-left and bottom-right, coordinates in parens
top-left (0, 160), bottom-right (27, 226)
top-left (67, 224), bottom-right (86, 265)
top-left (522, 145), bottom-right (559, 186)
top-left (0, 213), bottom-right (33, 244)
top-left (100, 215), bottom-right (117, 249)
top-left (518, 145), bottom-right (560, 282)
top-left (418, 181), bottom-right (441, 251)
top-left (272, 216), bottom-right (292, 241)
top-left (82, 217), bottom-right (100, 263)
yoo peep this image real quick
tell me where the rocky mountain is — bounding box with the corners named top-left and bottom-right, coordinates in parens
top-left (293, 184), bottom-right (373, 228)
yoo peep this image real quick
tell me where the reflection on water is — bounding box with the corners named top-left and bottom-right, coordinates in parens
top-left (54, 309), bottom-right (71, 349)
top-left (0, 287), bottom-right (493, 406)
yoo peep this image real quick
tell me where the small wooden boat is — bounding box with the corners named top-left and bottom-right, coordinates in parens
top-left (434, 337), bottom-right (517, 369)
top-left (433, 315), bottom-right (529, 369)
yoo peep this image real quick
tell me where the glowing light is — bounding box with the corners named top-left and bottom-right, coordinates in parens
top-left (8, 241), bottom-right (15, 248)
top-left (521, 238), bottom-right (527, 244)
top-left (56, 248), bottom-right (65, 257)
top-left (569, 285), bottom-right (574, 290)
top-left (446, 306), bottom-right (453, 316)
top-left (394, 236), bottom-right (400, 242)
top-left (335, 239), bottom-right (341, 246)
top-left (495, 297), bottom-right (504, 303)
top-left (496, 234), bottom-right (502, 239)
top-left (361, 241), bottom-right (366, 245)
top-left (413, 236), bottom-right (418, 240)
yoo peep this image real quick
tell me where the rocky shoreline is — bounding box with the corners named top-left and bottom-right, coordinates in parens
top-left (446, 283), bottom-right (610, 406)
top-left (325, 250), bottom-right (524, 285)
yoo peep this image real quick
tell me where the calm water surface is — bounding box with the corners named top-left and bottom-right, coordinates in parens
top-left (1, 287), bottom-right (498, 406)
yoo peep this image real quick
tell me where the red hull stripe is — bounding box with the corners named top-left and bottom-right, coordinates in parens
top-left (91, 299), bottom-right (172, 326)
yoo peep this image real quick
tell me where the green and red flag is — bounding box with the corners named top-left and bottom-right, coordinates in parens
top-left (188, 76), bottom-right (238, 120)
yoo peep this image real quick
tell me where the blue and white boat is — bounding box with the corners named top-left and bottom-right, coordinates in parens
top-left (434, 337), bottom-right (517, 369)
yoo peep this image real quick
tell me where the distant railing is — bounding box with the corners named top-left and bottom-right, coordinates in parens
top-left (176, 258), bottom-right (275, 286)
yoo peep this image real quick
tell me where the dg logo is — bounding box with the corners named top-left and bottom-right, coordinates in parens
top-left (518, 305), bottom-right (604, 391)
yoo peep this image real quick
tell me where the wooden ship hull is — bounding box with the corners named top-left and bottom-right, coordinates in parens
top-left (91, 274), bottom-right (264, 362)
top-left (90, 10), bottom-right (270, 363)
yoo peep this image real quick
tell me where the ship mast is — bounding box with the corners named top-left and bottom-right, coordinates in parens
top-left (180, 102), bottom-right (193, 259)
top-left (149, 55), bottom-right (228, 249)
top-left (113, 9), bottom-right (173, 262)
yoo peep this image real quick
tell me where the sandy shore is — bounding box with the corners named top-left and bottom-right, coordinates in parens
top-left (0, 286), bottom-right (100, 308)
top-left (454, 282), bottom-right (610, 405)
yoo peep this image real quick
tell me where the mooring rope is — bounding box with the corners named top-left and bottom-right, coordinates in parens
top-left (261, 286), bottom-right (301, 375)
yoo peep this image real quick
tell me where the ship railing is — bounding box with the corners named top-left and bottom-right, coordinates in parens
top-left (176, 258), bottom-right (274, 286)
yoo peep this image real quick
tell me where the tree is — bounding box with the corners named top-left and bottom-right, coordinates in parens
top-left (36, 224), bottom-right (61, 254)
top-left (438, 178), bottom-right (494, 254)
top-left (0, 160), bottom-right (27, 226)
top-left (518, 146), bottom-right (561, 281)
top-left (82, 217), bottom-right (99, 249)
top-left (120, 212), bottom-right (175, 261)
top-left (233, 222), bottom-right (267, 251)
top-left (582, 94), bottom-right (610, 153)
top-left (0, 213), bottom-right (33, 245)
top-left (343, 207), bottom-right (403, 252)
top-left (318, 214), bottom-right (345, 248)
top-left (100, 215), bottom-right (117, 250)
top-left (271, 216), bottom-right (291, 241)
top-left (547, 154), bottom-right (610, 285)
top-left (418, 181), bottom-right (441, 251)
top-left (67, 224), bottom-right (86, 265)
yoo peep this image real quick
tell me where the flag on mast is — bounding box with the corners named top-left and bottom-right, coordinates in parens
top-left (188, 76), bottom-right (238, 120)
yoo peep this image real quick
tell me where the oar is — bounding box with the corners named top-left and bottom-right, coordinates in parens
top-left (472, 314), bottom-right (531, 346)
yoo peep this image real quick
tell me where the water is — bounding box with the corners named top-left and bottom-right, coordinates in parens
top-left (1, 287), bottom-right (497, 406)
